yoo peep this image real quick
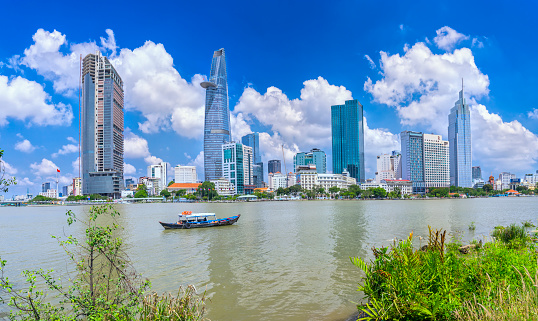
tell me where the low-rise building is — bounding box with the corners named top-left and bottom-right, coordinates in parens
top-left (121, 190), bottom-right (134, 198)
top-left (317, 171), bottom-right (357, 190)
top-left (39, 189), bottom-right (58, 199)
top-left (296, 165), bottom-right (318, 190)
top-left (175, 165), bottom-right (197, 183)
top-left (167, 183), bottom-right (201, 195)
top-left (72, 177), bottom-right (82, 196)
top-left (360, 182), bottom-right (388, 191)
top-left (268, 172), bottom-right (288, 191)
top-left (211, 178), bottom-right (235, 196)
top-left (384, 179), bottom-right (413, 195)
top-left (287, 172), bottom-right (296, 187)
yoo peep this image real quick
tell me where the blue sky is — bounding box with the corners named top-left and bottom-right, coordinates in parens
top-left (1, 0), bottom-right (538, 197)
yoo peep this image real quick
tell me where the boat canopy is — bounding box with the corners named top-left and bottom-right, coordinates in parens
top-left (178, 213), bottom-right (217, 220)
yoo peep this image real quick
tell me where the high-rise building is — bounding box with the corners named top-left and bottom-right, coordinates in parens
top-left (174, 165), bottom-right (197, 183)
top-left (375, 152), bottom-right (401, 183)
top-left (81, 52), bottom-right (124, 198)
top-left (401, 131), bottom-right (425, 194)
top-left (499, 172), bottom-right (516, 190)
top-left (448, 82), bottom-right (472, 187)
top-left (42, 182), bottom-right (51, 193)
top-left (201, 49), bottom-right (231, 181)
top-left (242, 132), bottom-right (264, 186)
top-left (401, 132), bottom-right (450, 193)
top-left (293, 148), bottom-right (327, 174)
top-left (472, 166), bottom-right (482, 180)
top-left (147, 162), bottom-right (167, 194)
top-left (222, 142), bottom-right (253, 194)
top-left (72, 177), bottom-right (82, 196)
top-left (423, 134), bottom-right (450, 189)
top-left (331, 99), bottom-right (365, 182)
top-left (268, 160), bottom-right (281, 174)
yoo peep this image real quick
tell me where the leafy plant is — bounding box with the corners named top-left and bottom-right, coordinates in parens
top-left (468, 221), bottom-right (476, 230)
top-left (522, 220), bottom-right (535, 228)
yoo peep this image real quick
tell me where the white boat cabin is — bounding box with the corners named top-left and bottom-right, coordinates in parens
top-left (177, 212), bottom-right (217, 223)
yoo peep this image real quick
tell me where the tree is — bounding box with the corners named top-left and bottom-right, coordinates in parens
top-left (483, 184), bottom-right (493, 192)
top-left (288, 184), bottom-right (302, 195)
top-left (0, 149), bottom-right (16, 193)
top-left (372, 187), bottom-right (387, 199)
top-left (135, 184), bottom-right (148, 198)
top-left (328, 186), bottom-right (340, 198)
top-left (196, 181), bottom-right (218, 200)
top-left (348, 184), bottom-right (362, 196)
top-left (276, 187), bottom-right (286, 196)
top-left (167, 180), bottom-right (175, 187)
top-left (160, 189), bottom-right (171, 198)
top-left (175, 189), bottom-right (186, 197)
top-left (361, 189), bottom-right (373, 199)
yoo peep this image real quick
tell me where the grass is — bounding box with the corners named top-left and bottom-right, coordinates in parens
top-left (351, 224), bottom-right (537, 320)
top-left (140, 285), bottom-right (208, 321)
top-left (469, 222), bottom-right (476, 230)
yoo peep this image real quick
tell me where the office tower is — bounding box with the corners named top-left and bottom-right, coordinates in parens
top-left (293, 148), bottom-right (327, 174)
top-left (375, 153), bottom-right (401, 183)
top-left (242, 132), bottom-right (264, 185)
top-left (42, 182), bottom-right (51, 193)
top-left (472, 166), bottom-right (482, 180)
top-left (174, 165), bottom-right (197, 183)
top-left (201, 49), bottom-right (231, 181)
top-left (241, 133), bottom-right (261, 163)
top-left (423, 134), bottom-right (450, 189)
top-left (222, 142), bottom-right (253, 194)
top-left (81, 52), bottom-right (124, 198)
top-left (401, 131), bottom-right (449, 193)
top-left (448, 82), bottom-right (472, 187)
top-left (268, 160), bottom-right (281, 174)
top-left (401, 131), bottom-right (425, 193)
top-left (331, 99), bottom-right (365, 182)
top-left (147, 162), bottom-right (167, 194)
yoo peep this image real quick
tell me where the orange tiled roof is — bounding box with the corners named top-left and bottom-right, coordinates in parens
top-left (506, 189), bottom-right (519, 193)
top-left (168, 183), bottom-right (201, 188)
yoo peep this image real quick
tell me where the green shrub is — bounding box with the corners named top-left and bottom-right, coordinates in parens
top-left (468, 222), bottom-right (476, 230)
top-left (491, 223), bottom-right (528, 246)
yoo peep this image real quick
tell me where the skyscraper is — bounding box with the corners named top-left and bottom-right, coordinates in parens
top-left (201, 49), bottom-right (231, 181)
top-left (331, 99), bottom-right (365, 182)
top-left (147, 162), bottom-right (167, 194)
top-left (242, 133), bottom-right (264, 186)
top-left (81, 52), bottom-right (124, 198)
top-left (401, 131), bottom-right (425, 194)
top-left (472, 166), bottom-right (482, 180)
top-left (268, 160), bottom-right (281, 175)
top-left (222, 142), bottom-right (253, 194)
top-left (293, 148), bottom-right (327, 173)
top-left (448, 82), bottom-right (472, 187)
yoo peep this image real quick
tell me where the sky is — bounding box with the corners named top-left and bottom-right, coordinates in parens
top-left (1, 0), bottom-right (538, 197)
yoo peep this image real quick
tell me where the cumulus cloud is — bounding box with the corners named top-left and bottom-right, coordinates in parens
top-left (72, 157), bottom-right (80, 175)
top-left (433, 26), bottom-right (470, 51)
top-left (17, 177), bottom-right (35, 186)
top-left (123, 162), bottom-right (137, 175)
top-left (365, 41), bottom-right (489, 132)
top-left (17, 28), bottom-right (206, 138)
top-left (472, 105), bottom-right (538, 171)
top-left (0, 75), bottom-right (73, 126)
top-left (52, 144), bottom-right (78, 157)
top-left (186, 151), bottom-right (204, 180)
top-left (123, 130), bottom-right (163, 165)
top-left (15, 139), bottom-right (36, 153)
top-left (2, 160), bottom-right (18, 175)
top-left (528, 108), bottom-right (538, 120)
top-left (30, 158), bottom-right (59, 177)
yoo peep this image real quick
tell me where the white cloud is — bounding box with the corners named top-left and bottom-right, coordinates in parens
top-left (144, 155), bottom-right (163, 165)
top-left (17, 177), bottom-right (35, 186)
top-left (52, 144), bottom-right (78, 157)
top-left (30, 158), bottom-right (59, 177)
top-left (123, 130), bottom-right (162, 165)
top-left (18, 28), bottom-right (205, 138)
top-left (235, 77), bottom-right (352, 149)
top-left (433, 26), bottom-right (469, 51)
top-left (528, 108), bottom-right (538, 120)
top-left (187, 151), bottom-right (204, 180)
top-left (472, 104), bottom-right (538, 172)
top-left (472, 38), bottom-right (484, 48)
top-left (123, 162), bottom-right (137, 175)
top-left (364, 41), bottom-right (489, 132)
top-left (364, 54), bottom-right (376, 69)
top-left (67, 137), bottom-right (77, 143)
top-left (72, 157), bottom-right (80, 175)
top-left (0, 75), bottom-right (73, 126)
top-left (15, 139), bottom-right (36, 153)
top-left (399, 24), bottom-right (404, 31)
top-left (2, 160), bottom-right (18, 175)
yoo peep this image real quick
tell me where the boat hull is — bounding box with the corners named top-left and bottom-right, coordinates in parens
top-left (159, 214), bottom-right (240, 229)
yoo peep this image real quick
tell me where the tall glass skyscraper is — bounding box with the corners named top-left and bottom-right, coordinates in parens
top-left (242, 133), bottom-right (264, 186)
top-left (81, 52), bottom-right (124, 198)
top-left (331, 99), bottom-right (365, 182)
top-left (448, 82), bottom-right (472, 187)
top-left (201, 49), bottom-right (231, 181)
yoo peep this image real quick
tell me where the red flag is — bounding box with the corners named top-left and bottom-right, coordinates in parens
top-left (57, 169), bottom-right (60, 173)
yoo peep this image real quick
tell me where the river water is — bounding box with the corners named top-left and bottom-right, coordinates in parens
top-left (1, 197), bottom-right (537, 320)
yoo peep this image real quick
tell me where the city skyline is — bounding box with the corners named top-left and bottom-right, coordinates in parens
top-left (1, 1), bottom-right (538, 196)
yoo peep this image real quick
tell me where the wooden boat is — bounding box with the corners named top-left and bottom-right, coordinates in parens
top-left (159, 211), bottom-right (240, 229)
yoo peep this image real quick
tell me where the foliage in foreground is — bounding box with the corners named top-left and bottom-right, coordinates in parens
top-left (0, 205), bottom-right (207, 321)
top-left (351, 224), bottom-right (538, 320)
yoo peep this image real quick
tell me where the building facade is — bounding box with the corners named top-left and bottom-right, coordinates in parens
top-left (295, 165), bottom-right (318, 191)
top-left (268, 172), bottom-right (288, 191)
top-left (81, 52), bottom-right (124, 198)
top-left (242, 133), bottom-right (264, 186)
top-left (401, 131), bottom-right (425, 193)
top-left (375, 152), bottom-right (401, 183)
top-left (222, 142), bottom-right (253, 194)
top-left (384, 179), bottom-right (413, 195)
top-left (448, 84), bottom-right (472, 187)
top-left (147, 162), bottom-right (167, 194)
top-left (174, 165), bottom-right (197, 183)
top-left (42, 182), bottom-right (51, 193)
top-left (472, 166), bottom-right (482, 180)
top-left (268, 160), bottom-right (281, 174)
top-left (293, 148), bottom-right (326, 174)
top-left (499, 172), bottom-right (516, 190)
top-left (201, 48), bottom-right (231, 181)
top-left (72, 177), bottom-right (82, 196)
top-left (331, 99), bottom-right (365, 182)
top-left (423, 134), bottom-right (450, 189)
top-left (317, 172), bottom-right (357, 191)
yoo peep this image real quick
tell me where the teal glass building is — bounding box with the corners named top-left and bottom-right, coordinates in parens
top-left (331, 100), bottom-right (365, 183)
top-left (201, 49), bottom-right (231, 181)
top-left (293, 148), bottom-right (326, 173)
top-left (400, 131), bottom-right (426, 193)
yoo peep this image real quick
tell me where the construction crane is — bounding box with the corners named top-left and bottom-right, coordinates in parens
top-left (282, 144), bottom-right (288, 184)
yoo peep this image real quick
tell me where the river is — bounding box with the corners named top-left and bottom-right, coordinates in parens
top-left (1, 197), bottom-right (537, 320)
